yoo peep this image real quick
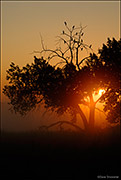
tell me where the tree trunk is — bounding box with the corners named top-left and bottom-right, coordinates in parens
top-left (89, 105), bottom-right (95, 129)
top-left (89, 93), bottom-right (95, 132)
top-left (76, 104), bottom-right (89, 131)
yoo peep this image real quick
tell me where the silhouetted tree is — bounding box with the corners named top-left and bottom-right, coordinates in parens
top-left (89, 38), bottom-right (120, 125)
top-left (3, 22), bottom-right (120, 133)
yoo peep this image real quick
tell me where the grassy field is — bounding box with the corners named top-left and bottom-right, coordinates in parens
top-left (1, 126), bottom-right (120, 179)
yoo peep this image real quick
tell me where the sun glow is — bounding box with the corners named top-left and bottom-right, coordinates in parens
top-left (93, 89), bottom-right (106, 103)
top-left (99, 89), bottom-right (105, 96)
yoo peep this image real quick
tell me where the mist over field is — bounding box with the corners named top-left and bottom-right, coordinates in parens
top-left (1, 101), bottom-right (58, 132)
top-left (1, 101), bottom-right (106, 132)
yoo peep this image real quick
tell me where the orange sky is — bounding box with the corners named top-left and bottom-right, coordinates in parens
top-left (1, 1), bottom-right (120, 131)
top-left (1, 1), bottom-right (120, 95)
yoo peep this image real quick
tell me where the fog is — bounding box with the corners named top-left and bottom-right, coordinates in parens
top-left (1, 101), bottom-right (107, 132)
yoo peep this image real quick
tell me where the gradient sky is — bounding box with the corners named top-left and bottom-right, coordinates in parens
top-left (1, 1), bottom-right (120, 131)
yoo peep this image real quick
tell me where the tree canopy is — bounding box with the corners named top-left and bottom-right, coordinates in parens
top-left (3, 22), bottom-right (120, 132)
top-left (91, 38), bottom-right (121, 124)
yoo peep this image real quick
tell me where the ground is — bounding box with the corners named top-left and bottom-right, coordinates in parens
top-left (1, 126), bottom-right (120, 179)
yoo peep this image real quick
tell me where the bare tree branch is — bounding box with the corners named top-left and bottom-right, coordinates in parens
top-left (56, 36), bottom-right (70, 47)
top-left (39, 32), bottom-right (45, 50)
top-left (48, 55), bottom-right (58, 62)
top-left (79, 56), bottom-right (90, 66)
top-left (42, 49), bottom-right (68, 63)
top-left (95, 90), bottom-right (108, 104)
top-left (32, 22), bottom-right (92, 70)
top-left (64, 21), bottom-right (71, 32)
top-left (38, 120), bottom-right (85, 132)
top-left (95, 107), bottom-right (107, 117)
top-left (54, 61), bottom-right (66, 67)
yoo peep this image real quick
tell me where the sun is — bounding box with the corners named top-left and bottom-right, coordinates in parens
top-left (93, 89), bottom-right (106, 102)
top-left (99, 89), bottom-right (105, 96)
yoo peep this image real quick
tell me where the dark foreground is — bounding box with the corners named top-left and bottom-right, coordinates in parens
top-left (1, 126), bottom-right (120, 180)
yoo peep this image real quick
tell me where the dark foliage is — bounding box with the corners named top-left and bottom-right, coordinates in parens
top-left (3, 57), bottom-right (95, 115)
top-left (3, 22), bottom-right (120, 129)
top-left (89, 38), bottom-right (121, 124)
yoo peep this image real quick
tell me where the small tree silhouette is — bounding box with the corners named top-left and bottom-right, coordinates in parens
top-left (3, 22), bottom-right (120, 133)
